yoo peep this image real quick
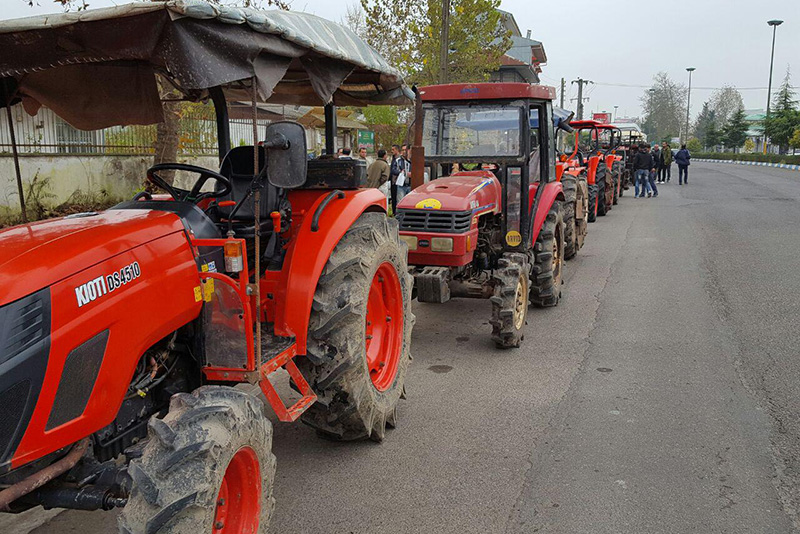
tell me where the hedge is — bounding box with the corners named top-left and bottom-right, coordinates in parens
top-left (693, 152), bottom-right (800, 165)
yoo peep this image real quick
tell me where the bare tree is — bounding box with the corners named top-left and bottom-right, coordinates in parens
top-left (710, 86), bottom-right (744, 129)
top-left (640, 72), bottom-right (687, 142)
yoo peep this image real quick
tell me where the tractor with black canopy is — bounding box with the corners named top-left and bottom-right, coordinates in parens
top-left (0, 2), bottom-right (414, 532)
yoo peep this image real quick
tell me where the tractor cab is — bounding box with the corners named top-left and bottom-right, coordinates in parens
top-left (398, 83), bottom-right (566, 348)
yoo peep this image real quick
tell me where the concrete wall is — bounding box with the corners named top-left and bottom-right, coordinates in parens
top-left (0, 154), bottom-right (219, 211)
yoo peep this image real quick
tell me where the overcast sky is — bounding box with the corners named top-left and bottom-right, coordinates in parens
top-left (6, 0), bottom-right (799, 120)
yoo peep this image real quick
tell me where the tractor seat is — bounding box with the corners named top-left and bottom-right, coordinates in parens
top-left (215, 145), bottom-right (284, 238)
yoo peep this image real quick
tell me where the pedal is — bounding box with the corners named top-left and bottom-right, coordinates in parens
top-left (258, 341), bottom-right (317, 422)
top-left (415, 266), bottom-right (451, 303)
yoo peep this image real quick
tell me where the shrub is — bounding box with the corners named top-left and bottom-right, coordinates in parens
top-left (693, 152), bottom-right (800, 165)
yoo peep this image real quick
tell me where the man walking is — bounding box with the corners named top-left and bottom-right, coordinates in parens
top-left (633, 143), bottom-right (653, 198)
top-left (366, 148), bottom-right (390, 189)
top-left (651, 145), bottom-right (663, 184)
top-left (648, 144), bottom-right (659, 197)
top-left (661, 142), bottom-right (672, 183)
top-left (675, 144), bottom-right (691, 185)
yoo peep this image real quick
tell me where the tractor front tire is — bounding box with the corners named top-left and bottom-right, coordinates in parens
top-left (530, 201), bottom-right (565, 308)
top-left (490, 253), bottom-right (529, 349)
top-left (299, 212), bottom-right (414, 442)
top-left (120, 387), bottom-right (275, 534)
top-left (612, 161), bottom-right (622, 205)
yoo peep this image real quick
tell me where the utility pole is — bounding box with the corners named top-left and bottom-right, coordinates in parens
top-left (571, 78), bottom-right (593, 119)
top-left (559, 78), bottom-right (565, 109)
top-left (438, 0), bottom-right (451, 84)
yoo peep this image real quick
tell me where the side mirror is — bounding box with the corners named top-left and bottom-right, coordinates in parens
top-left (265, 121), bottom-right (307, 189)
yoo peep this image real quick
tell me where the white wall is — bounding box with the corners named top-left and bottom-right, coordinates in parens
top-left (0, 154), bottom-right (218, 210)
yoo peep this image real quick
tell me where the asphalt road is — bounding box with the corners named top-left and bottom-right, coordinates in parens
top-left (11, 162), bottom-right (800, 533)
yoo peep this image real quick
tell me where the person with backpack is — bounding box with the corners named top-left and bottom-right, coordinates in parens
top-left (675, 144), bottom-right (691, 185)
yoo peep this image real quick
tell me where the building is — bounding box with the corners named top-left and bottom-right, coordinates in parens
top-left (490, 10), bottom-right (547, 84)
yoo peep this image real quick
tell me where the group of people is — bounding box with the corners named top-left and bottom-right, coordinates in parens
top-left (366, 144), bottom-right (411, 211)
top-left (631, 142), bottom-right (692, 197)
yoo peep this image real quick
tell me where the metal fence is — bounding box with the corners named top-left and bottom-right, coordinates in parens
top-left (0, 104), bottom-right (271, 156)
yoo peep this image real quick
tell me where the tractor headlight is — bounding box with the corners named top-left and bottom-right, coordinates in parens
top-left (400, 235), bottom-right (418, 251)
top-left (430, 237), bottom-right (454, 252)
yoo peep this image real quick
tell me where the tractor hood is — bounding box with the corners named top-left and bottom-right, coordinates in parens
top-left (398, 172), bottom-right (502, 213)
top-left (0, 210), bottom-right (186, 306)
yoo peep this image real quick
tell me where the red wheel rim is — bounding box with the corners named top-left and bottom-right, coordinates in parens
top-left (212, 447), bottom-right (261, 533)
top-left (365, 262), bottom-right (404, 392)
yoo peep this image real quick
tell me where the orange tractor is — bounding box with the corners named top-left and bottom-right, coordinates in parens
top-left (567, 120), bottom-right (623, 222)
top-left (397, 83), bottom-right (568, 348)
top-left (0, 4), bottom-right (414, 532)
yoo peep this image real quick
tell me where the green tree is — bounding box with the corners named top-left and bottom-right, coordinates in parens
top-left (790, 129), bottom-right (800, 151)
top-left (360, 0), bottom-right (510, 85)
top-left (721, 107), bottom-right (748, 152)
top-left (764, 68), bottom-right (800, 154)
top-left (640, 72), bottom-right (687, 142)
top-left (363, 106), bottom-right (406, 149)
top-left (693, 100), bottom-right (715, 145)
top-left (706, 122), bottom-right (722, 151)
top-left (686, 137), bottom-right (702, 153)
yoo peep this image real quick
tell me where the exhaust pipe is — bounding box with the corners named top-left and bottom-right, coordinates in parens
top-left (0, 438), bottom-right (90, 511)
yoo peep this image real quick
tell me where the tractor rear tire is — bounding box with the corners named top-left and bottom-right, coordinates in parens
top-left (120, 387), bottom-right (275, 534)
top-left (561, 174), bottom-right (578, 260)
top-left (490, 253), bottom-right (529, 349)
top-left (530, 201), bottom-right (565, 308)
top-left (587, 183), bottom-right (598, 223)
top-left (562, 200), bottom-right (577, 260)
top-left (612, 160), bottom-right (621, 205)
top-left (299, 212), bottom-right (414, 442)
top-left (575, 175), bottom-right (589, 251)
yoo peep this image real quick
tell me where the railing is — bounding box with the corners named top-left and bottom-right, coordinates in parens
top-left (0, 104), bottom-right (270, 157)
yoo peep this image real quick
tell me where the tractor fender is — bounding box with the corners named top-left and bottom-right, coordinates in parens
top-left (528, 181), bottom-right (565, 242)
top-left (586, 156), bottom-right (600, 185)
top-left (273, 188), bottom-right (387, 354)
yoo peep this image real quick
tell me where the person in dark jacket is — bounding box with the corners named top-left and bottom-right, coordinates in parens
top-left (648, 145), bottom-right (660, 197)
top-left (632, 143), bottom-right (654, 198)
top-left (389, 144), bottom-right (407, 211)
top-left (675, 144), bottom-right (691, 185)
top-left (660, 142), bottom-right (673, 183)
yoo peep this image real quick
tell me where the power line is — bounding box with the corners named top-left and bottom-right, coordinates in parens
top-left (593, 81), bottom-right (799, 91)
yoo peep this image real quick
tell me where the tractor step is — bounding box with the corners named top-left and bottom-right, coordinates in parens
top-left (258, 334), bottom-right (317, 422)
top-left (415, 266), bottom-right (451, 303)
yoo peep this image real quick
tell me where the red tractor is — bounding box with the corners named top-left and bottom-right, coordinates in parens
top-left (398, 83), bottom-right (567, 348)
top-left (0, 5), bottom-right (414, 532)
top-left (568, 120), bottom-right (621, 222)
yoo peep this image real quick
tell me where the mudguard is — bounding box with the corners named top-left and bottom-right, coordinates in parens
top-left (528, 181), bottom-right (565, 242)
top-left (271, 188), bottom-right (387, 354)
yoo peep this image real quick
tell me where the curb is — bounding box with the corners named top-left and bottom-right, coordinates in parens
top-left (695, 158), bottom-right (800, 171)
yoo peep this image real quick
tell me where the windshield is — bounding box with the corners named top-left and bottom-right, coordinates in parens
top-left (577, 129), bottom-right (594, 153)
top-left (422, 105), bottom-right (523, 157)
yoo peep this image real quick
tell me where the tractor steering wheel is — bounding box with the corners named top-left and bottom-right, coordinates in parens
top-left (146, 163), bottom-right (232, 203)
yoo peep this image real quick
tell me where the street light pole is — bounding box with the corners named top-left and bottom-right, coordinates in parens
top-left (764, 19), bottom-right (783, 154)
top-left (613, 105), bottom-right (619, 121)
top-left (685, 67), bottom-right (695, 145)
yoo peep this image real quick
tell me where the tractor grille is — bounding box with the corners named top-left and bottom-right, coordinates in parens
top-left (396, 209), bottom-right (472, 234)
